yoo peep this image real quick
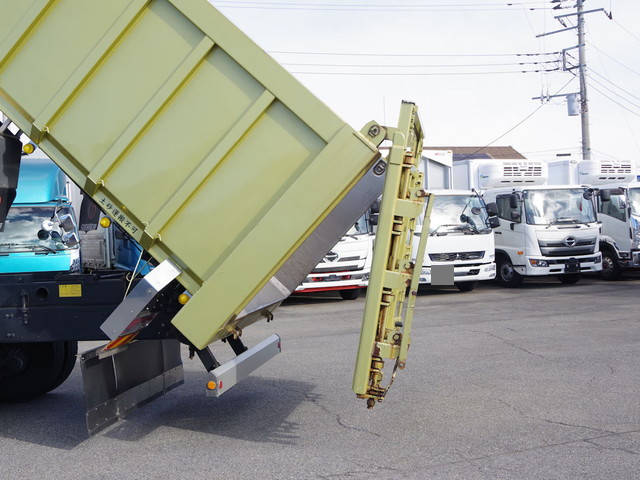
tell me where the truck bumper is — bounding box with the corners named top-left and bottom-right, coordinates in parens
top-left (516, 254), bottom-right (602, 276)
top-left (419, 262), bottom-right (496, 284)
top-left (617, 250), bottom-right (640, 268)
top-left (295, 270), bottom-right (369, 293)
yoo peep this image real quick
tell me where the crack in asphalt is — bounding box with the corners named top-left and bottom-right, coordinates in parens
top-left (421, 428), bottom-right (640, 472)
top-left (582, 438), bottom-right (639, 456)
top-left (471, 330), bottom-right (547, 359)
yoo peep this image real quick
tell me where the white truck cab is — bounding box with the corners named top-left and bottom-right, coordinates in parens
top-left (414, 150), bottom-right (497, 292)
top-left (417, 189), bottom-right (497, 291)
top-left (295, 214), bottom-right (373, 300)
top-left (455, 159), bottom-right (602, 286)
top-left (548, 158), bottom-right (639, 279)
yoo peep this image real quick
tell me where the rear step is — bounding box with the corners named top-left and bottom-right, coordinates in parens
top-left (206, 334), bottom-right (281, 397)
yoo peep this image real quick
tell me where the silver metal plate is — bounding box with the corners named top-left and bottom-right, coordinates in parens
top-left (100, 259), bottom-right (181, 340)
top-left (207, 334), bottom-right (281, 397)
top-left (81, 339), bottom-right (183, 435)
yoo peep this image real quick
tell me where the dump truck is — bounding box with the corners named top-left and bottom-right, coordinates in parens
top-left (0, 0), bottom-right (432, 431)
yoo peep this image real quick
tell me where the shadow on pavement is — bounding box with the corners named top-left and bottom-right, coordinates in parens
top-left (0, 374), bottom-right (88, 450)
top-left (0, 370), bottom-right (317, 449)
top-left (104, 373), bottom-right (317, 445)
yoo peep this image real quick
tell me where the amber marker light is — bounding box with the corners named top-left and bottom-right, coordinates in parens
top-left (99, 217), bottom-right (111, 228)
top-left (22, 143), bottom-right (35, 154)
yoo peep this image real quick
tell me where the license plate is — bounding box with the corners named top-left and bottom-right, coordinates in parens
top-left (565, 260), bottom-right (579, 273)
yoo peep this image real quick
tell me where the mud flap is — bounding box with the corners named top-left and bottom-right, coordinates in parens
top-left (80, 339), bottom-right (183, 435)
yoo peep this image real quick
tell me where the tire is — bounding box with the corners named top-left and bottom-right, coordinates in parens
top-left (339, 289), bottom-right (360, 300)
top-left (497, 254), bottom-right (523, 288)
top-left (48, 341), bottom-right (78, 393)
top-left (0, 341), bottom-right (74, 403)
top-left (601, 248), bottom-right (622, 281)
top-left (456, 281), bottom-right (476, 292)
top-left (559, 274), bottom-right (580, 285)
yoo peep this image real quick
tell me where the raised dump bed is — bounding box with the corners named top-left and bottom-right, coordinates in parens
top-left (0, 0), bottom-right (386, 348)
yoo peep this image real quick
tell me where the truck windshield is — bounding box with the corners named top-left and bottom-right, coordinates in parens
top-left (419, 195), bottom-right (490, 235)
top-left (524, 189), bottom-right (596, 225)
top-left (346, 215), bottom-right (369, 236)
top-left (629, 188), bottom-right (640, 216)
top-left (0, 206), bottom-right (74, 253)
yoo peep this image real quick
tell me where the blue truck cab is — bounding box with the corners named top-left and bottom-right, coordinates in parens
top-left (0, 156), bottom-right (80, 273)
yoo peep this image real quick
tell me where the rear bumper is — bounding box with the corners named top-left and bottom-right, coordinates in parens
top-left (295, 270), bottom-right (369, 293)
top-left (516, 254), bottom-right (602, 276)
top-left (419, 262), bottom-right (496, 284)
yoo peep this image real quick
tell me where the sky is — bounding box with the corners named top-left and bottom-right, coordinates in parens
top-left (210, 0), bottom-right (640, 166)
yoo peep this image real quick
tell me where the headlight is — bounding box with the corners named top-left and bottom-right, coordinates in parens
top-left (529, 259), bottom-right (549, 267)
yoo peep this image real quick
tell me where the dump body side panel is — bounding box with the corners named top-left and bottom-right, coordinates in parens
top-left (0, 0), bottom-right (380, 347)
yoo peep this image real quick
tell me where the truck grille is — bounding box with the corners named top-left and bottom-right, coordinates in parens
top-left (538, 237), bottom-right (596, 257)
top-left (429, 251), bottom-right (485, 262)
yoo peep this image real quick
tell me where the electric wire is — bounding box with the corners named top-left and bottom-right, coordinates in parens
top-left (280, 59), bottom-right (560, 68)
top-left (589, 83), bottom-right (640, 118)
top-left (588, 43), bottom-right (640, 78)
top-left (588, 68), bottom-right (640, 103)
top-left (455, 76), bottom-right (577, 161)
top-left (270, 50), bottom-right (561, 57)
top-left (289, 68), bottom-right (561, 76)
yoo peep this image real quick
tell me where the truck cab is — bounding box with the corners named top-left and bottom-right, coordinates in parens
top-left (455, 159), bottom-right (602, 286)
top-left (0, 156), bottom-right (80, 274)
top-left (413, 150), bottom-right (497, 292)
top-left (548, 159), bottom-right (639, 279)
top-left (417, 189), bottom-right (497, 292)
top-left (295, 213), bottom-right (374, 300)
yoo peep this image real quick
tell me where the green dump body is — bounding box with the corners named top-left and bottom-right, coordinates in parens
top-left (0, 0), bottom-right (382, 348)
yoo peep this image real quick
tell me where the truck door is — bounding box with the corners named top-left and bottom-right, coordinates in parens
top-left (598, 188), bottom-right (631, 252)
top-left (495, 194), bottom-right (526, 266)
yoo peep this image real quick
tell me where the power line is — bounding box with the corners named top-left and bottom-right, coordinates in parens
top-left (589, 76), bottom-right (640, 111)
top-left (289, 68), bottom-right (561, 76)
top-left (613, 19), bottom-right (640, 45)
top-left (588, 69), bottom-right (640, 103)
top-left (270, 50), bottom-right (561, 57)
top-left (456, 77), bottom-right (576, 161)
top-left (281, 59), bottom-right (560, 68)
top-left (588, 43), bottom-right (640, 78)
top-left (212, 0), bottom-right (555, 11)
top-left (590, 83), bottom-right (640, 118)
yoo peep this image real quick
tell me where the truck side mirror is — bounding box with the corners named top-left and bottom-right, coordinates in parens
top-left (599, 189), bottom-right (611, 202)
top-left (369, 213), bottom-right (378, 226)
top-left (370, 199), bottom-right (381, 214)
top-left (583, 189), bottom-right (594, 200)
top-left (510, 212), bottom-right (521, 223)
top-left (509, 194), bottom-right (518, 209)
top-left (488, 216), bottom-right (500, 228)
top-left (485, 202), bottom-right (498, 217)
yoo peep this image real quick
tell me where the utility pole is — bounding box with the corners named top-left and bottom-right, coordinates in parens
top-left (576, 0), bottom-right (591, 160)
top-left (534, 1), bottom-right (612, 161)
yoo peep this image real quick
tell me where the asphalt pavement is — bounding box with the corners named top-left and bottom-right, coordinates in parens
top-left (2, 275), bottom-right (639, 479)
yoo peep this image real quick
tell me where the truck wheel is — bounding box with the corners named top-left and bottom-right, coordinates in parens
top-left (456, 281), bottom-right (476, 292)
top-left (601, 249), bottom-right (622, 281)
top-left (340, 289), bottom-right (360, 300)
top-left (497, 255), bottom-right (523, 288)
top-left (0, 341), bottom-right (76, 403)
top-left (48, 341), bottom-right (78, 392)
top-left (559, 274), bottom-right (580, 285)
